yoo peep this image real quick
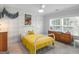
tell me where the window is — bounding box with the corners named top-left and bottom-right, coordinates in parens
top-left (49, 18), bottom-right (62, 31)
top-left (49, 17), bottom-right (79, 36)
top-left (51, 18), bottom-right (61, 25)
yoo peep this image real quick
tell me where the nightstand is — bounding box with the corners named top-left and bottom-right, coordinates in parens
top-left (0, 32), bottom-right (7, 51)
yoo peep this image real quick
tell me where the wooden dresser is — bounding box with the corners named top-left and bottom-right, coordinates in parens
top-left (48, 31), bottom-right (73, 44)
top-left (0, 32), bottom-right (7, 51)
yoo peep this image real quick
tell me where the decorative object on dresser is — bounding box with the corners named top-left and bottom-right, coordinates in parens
top-left (0, 32), bottom-right (7, 51)
top-left (48, 31), bottom-right (73, 44)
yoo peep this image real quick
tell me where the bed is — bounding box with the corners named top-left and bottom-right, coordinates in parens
top-left (21, 31), bottom-right (55, 54)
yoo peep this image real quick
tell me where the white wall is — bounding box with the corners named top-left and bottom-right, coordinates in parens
top-left (43, 5), bottom-right (79, 35)
top-left (0, 6), bottom-right (43, 43)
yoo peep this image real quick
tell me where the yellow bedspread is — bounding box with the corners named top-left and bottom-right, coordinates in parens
top-left (21, 34), bottom-right (54, 54)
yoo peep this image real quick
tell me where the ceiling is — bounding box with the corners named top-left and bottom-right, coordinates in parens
top-left (0, 4), bottom-right (78, 15)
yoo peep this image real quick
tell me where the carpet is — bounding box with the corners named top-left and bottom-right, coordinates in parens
top-left (8, 41), bottom-right (79, 54)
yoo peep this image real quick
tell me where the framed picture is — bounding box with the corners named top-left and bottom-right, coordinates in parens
top-left (25, 14), bottom-right (31, 25)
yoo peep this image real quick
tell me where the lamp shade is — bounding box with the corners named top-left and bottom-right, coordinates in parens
top-left (0, 19), bottom-right (8, 32)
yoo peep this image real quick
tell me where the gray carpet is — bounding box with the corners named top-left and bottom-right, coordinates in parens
top-left (7, 41), bottom-right (79, 54)
top-left (36, 41), bottom-right (79, 54)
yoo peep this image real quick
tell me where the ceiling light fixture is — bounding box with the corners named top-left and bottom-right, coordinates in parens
top-left (38, 9), bottom-right (44, 13)
top-left (41, 4), bottom-right (45, 8)
top-left (38, 4), bottom-right (45, 13)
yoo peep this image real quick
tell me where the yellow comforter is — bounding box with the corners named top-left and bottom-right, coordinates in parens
top-left (21, 34), bottom-right (54, 54)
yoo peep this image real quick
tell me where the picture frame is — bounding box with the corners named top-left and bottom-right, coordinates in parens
top-left (25, 14), bottom-right (31, 25)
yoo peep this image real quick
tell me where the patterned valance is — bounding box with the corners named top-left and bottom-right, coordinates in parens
top-left (0, 8), bottom-right (19, 19)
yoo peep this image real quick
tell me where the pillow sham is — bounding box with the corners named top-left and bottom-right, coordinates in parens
top-left (27, 31), bottom-right (35, 35)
